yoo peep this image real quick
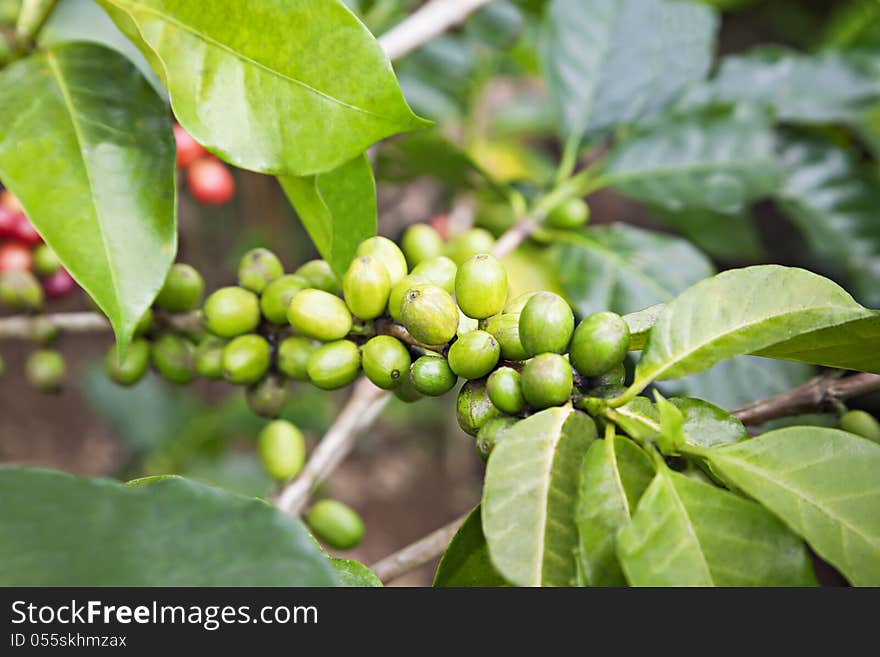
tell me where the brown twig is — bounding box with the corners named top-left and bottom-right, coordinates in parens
top-left (0, 310), bottom-right (203, 339)
top-left (378, 0), bottom-right (494, 61)
top-left (370, 513), bottom-right (467, 584)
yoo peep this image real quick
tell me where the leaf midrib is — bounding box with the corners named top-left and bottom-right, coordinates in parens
top-left (663, 470), bottom-right (714, 584)
top-left (534, 410), bottom-right (569, 586)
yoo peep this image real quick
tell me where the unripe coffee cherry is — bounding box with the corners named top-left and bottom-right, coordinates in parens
top-left (411, 256), bottom-right (457, 293)
top-left (487, 367), bottom-right (525, 415)
top-left (401, 223), bottom-right (444, 267)
top-left (447, 330), bottom-right (500, 380)
top-left (307, 340), bottom-right (361, 390)
top-left (546, 198), bottom-right (590, 230)
top-left (476, 416), bottom-right (517, 461)
top-left (484, 313), bottom-right (528, 361)
top-left (187, 157), bottom-right (235, 205)
top-left (246, 376), bottom-right (288, 418)
top-left (411, 354), bottom-right (457, 396)
top-left (105, 338), bottom-right (150, 386)
top-left (258, 419), bottom-right (306, 481)
top-left (393, 369), bottom-right (423, 403)
top-left (42, 269), bottom-right (75, 298)
top-left (399, 283), bottom-right (459, 346)
top-left (29, 316), bottom-right (59, 346)
top-left (237, 248), bottom-right (283, 294)
top-left (519, 292), bottom-right (574, 356)
top-left (294, 260), bottom-right (339, 294)
top-left (259, 274), bottom-right (308, 325)
top-left (277, 336), bottom-right (319, 382)
top-left (521, 353), bottom-right (573, 409)
top-left (570, 311), bottom-right (631, 377)
top-left (0, 270), bottom-right (43, 310)
top-left (504, 291), bottom-right (539, 315)
top-left (361, 335), bottom-right (411, 390)
top-left (222, 334), bottom-right (271, 385)
top-left (343, 255), bottom-right (390, 320)
top-left (155, 263), bottom-right (205, 312)
top-left (32, 244), bottom-right (61, 276)
top-left (195, 337), bottom-right (226, 380)
top-left (455, 254), bottom-right (508, 319)
top-left (387, 274), bottom-right (427, 322)
top-left (288, 289), bottom-right (352, 341)
top-left (356, 236), bottom-right (407, 286)
top-left (26, 349), bottom-right (66, 392)
top-left (456, 379), bottom-right (500, 437)
top-left (0, 241), bottom-right (31, 272)
top-left (587, 362), bottom-right (626, 389)
top-left (446, 228), bottom-right (495, 265)
top-left (305, 499), bottom-right (365, 550)
top-left (203, 286), bottom-right (260, 337)
top-left (839, 410), bottom-right (880, 444)
top-left (132, 309), bottom-right (153, 337)
top-left (173, 124), bottom-right (207, 168)
top-left (151, 335), bottom-right (197, 384)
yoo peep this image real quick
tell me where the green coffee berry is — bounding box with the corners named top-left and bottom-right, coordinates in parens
top-left (588, 384), bottom-right (626, 400)
top-left (411, 256), bottom-right (457, 293)
top-left (546, 198), bottom-right (590, 230)
top-left (32, 244), bottom-right (62, 276)
top-left (307, 340), bottom-right (361, 390)
top-left (26, 349), bottom-right (66, 392)
top-left (343, 255), bottom-right (391, 320)
top-left (361, 335), bottom-right (411, 390)
top-left (305, 499), bottom-right (365, 550)
top-left (519, 291), bottom-right (574, 356)
top-left (356, 236), bottom-right (408, 286)
top-left (393, 369), bottom-right (423, 403)
top-left (504, 291), bottom-right (539, 315)
top-left (0, 270), bottom-right (43, 310)
top-left (294, 260), bottom-right (339, 294)
top-left (195, 337), bottom-right (226, 380)
top-left (476, 416), bottom-right (517, 461)
top-left (445, 228), bottom-right (495, 265)
top-left (105, 338), bottom-right (150, 386)
top-left (222, 334), bottom-right (271, 385)
top-left (587, 362), bottom-right (626, 389)
top-left (155, 263), bottom-right (204, 312)
top-left (456, 379), bottom-right (500, 437)
top-left (287, 289), bottom-right (353, 341)
top-left (151, 335), bottom-right (196, 384)
top-left (569, 311), bottom-right (631, 377)
top-left (484, 313), bottom-right (528, 361)
top-left (399, 283), bottom-right (459, 345)
top-left (203, 286), bottom-right (261, 338)
top-left (134, 309), bottom-right (154, 337)
top-left (387, 274), bottom-right (428, 323)
top-left (447, 330), bottom-right (500, 380)
top-left (521, 353), bottom-right (573, 409)
top-left (237, 248), bottom-right (283, 293)
top-left (487, 367), bottom-right (525, 415)
top-left (246, 376), bottom-right (288, 418)
top-left (457, 308), bottom-right (479, 336)
top-left (258, 420), bottom-right (306, 481)
top-left (277, 336), bottom-right (319, 382)
top-left (29, 316), bottom-right (59, 346)
top-left (839, 410), bottom-right (880, 444)
top-left (260, 274), bottom-right (309, 325)
top-left (455, 254), bottom-right (508, 320)
top-left (401, 223), bottom-right (444, 267)
top-left (411, 354), bottom-right (457, 396)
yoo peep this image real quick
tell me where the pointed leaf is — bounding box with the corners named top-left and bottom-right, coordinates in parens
top-left (331, 558), bottom-right (382, 587)
top-left (624, 303), bottom-right (665, 351)
top-left (670, 397), bottom-right (748, 449)
top-left (609, 398), bottom-right (661, 442)
top-left (434, 506), bottom-right (510, 587)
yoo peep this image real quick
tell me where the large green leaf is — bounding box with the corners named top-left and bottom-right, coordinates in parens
top-left (649, 206), bottom-right (764, 263)
top-left (617, 467), bottom-right (817, 586)
top-left (575, 436), bottom-right (654, 586)
top-left (0, 44), bottom-right (176, 349)
top-left (434, 506), bottom-right (510, 587)
top-left (97, 0), bottom-right (427, 176)
top-left (601, 105), bottom-right (779, 214)
top-left (279, 154), bottom-right (377, 278)
top-left (0, 468), bottom-right (337, 585)
top-left (552, 224), bottom-right (713, 318)
top-left (482, 408), bottom-right (597, 586)
top-left (703, 427), bottom-right (880, 586)
top-left (541, 0), bottom-right (717, 140)
top-left (331, 558), bottom-right (382, 587)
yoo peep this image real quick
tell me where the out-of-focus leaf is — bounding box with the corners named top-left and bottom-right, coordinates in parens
top-left (649, 206), bottom-right (764, 262)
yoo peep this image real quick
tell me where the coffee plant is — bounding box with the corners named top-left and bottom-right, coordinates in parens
top-left (0, 0), bottom-right (878, 588)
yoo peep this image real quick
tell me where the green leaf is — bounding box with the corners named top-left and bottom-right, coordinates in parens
top-left (649, 206), bottom-right (764, 263)
top-left (617, 466), bottom-right (817, 586)
top-left (0, 468), bottom-right (338, 585)
top-left (279, 154), bottom-right (377, 278)
top-left (704, 427), bottom-right (880, 586)
top-left (541, 0), bottom-right (717, 139)
top-left (623, 303), bottom-right (665, 351)
top-left (97, 0), bottom-right (427, 176)
top-left (575, 436), bottom-right (654, 586)
top-left (632, 265), bottom-right (874, 390)
top-left (434, 506), bottom-right (510, 587)
top-left (669, 397), bottom-right (748, 449)
top-left (552, 224), bottom-right (714, 318)
top-left (654, 392), bottom-right (685, 453)
top-left (601, 104), bottom-right (779, 214)
top-left (0, 44), bottom-right (176, 349)
top-left (482, 407), bottom-right (597, 586)
top-left (331, 558), bottom-right (383, 587)
top-left (609, 398), bottom-right (661, 442)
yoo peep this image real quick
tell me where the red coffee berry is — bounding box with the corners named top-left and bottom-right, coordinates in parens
top-left (42, 268), bottom-right (75, 297)
top-left (0, 189), bottom-right (23, 214)
top-left (12, 214), bottom-right (41, 246)
top-left (0, 207), bottom-right (17, 238)
top-left (429, 213), bottom-right (451, 240)
top-left (187, 157), bottom-right (235, 205)
top-left (0, 241), bottom-right (33, 272)
top-left (173, 124), bottom-right (207, 168)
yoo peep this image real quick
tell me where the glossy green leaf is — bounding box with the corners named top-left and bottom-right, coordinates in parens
top-left (0, 468), bottom-right (338, 585)
top-left (553, 224), bottom-right (713, 318)
top-left (434, 506), bottom-right (510, 587)
top-left (649, 206), bottom-right (764, 263)
top-left (483, 408), bottom-right (597, 586)
top-left (331, 558), bottom-right (383, 587)
top-left (97, 0), bottom-right (427, 176)
top-left (669, 397), bottom-right (748, 449)
top-left (541, 0), bottom-right (717, 139)
top-left (617, 467), bottom-right (817, 586)
top-left (0, 44), bottom-right (176, 349)
top-left (704, 427), bottom-right (880, 586)
top-left (280, 154), bottom-right (377, 278)
top-left (575, 436), bottom-right (654, 586)
top-left (608, 398), bottom-right (660, 442)
top-left (654, 392), bottom-right (685, 453)
top-left (602, 105), bottom-right (779, 214)
top-left (624, 304), bottom-right (664, 351)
